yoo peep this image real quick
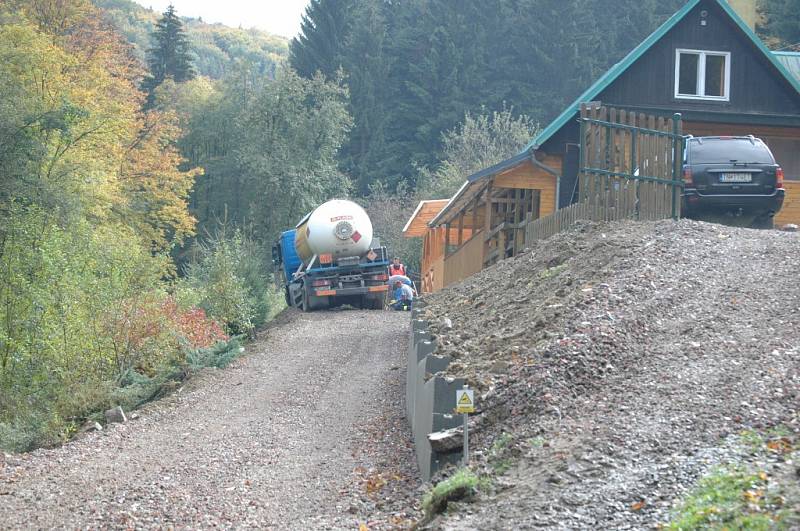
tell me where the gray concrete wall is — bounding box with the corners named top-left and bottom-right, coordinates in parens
top-left (405, 300), bottom-right (467, 481)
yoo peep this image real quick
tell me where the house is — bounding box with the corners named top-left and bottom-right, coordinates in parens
top-left (408, 0), bottom-right (800, 293)
top-left (527, 0), bottom-right (800, 223)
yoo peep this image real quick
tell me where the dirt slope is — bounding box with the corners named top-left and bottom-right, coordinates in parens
top-left (0, 310), bottom-right (420, 529)
top-left (420, 220), bottom-right (800, 529)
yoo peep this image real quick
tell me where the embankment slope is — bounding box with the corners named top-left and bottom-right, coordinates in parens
top-left (420, 219), bottom-right (799, 528)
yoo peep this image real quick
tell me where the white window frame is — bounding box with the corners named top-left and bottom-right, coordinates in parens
top-left (674, 48), bottom-right (731, 101)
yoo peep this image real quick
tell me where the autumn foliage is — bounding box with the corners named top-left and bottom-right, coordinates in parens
top-left (0, 0), bottom-right (226, 451)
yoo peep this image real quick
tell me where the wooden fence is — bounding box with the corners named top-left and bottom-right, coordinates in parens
top-left (525, 104), bottom-right (684, 245)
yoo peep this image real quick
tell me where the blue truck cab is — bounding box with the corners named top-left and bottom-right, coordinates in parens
top-left (272, 230), bottom-right (390, 311)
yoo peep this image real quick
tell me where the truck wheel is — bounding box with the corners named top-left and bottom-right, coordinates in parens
top-left (364, 296), bottom-right (384, 310)
top-left (301, 290), bottom-right (311, 312)
top-left (284, 286), bottom-right (291, 307)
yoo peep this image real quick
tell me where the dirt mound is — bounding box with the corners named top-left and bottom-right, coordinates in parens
top-left (419, 219), bottom-right (800, 528)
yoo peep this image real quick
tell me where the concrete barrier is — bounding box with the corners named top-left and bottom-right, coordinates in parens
top-left (405, 307), bottom-right (468, 481)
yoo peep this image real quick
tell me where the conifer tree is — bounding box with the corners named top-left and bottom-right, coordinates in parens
top-left (759, 0), bottom-right (800, 48)
top-left (143, 4), bottom-right (195, 103)
top-left (289, 0), bottom-right (354, 79)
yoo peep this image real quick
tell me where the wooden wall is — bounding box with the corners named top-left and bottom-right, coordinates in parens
top-left (443, 232), bottom-right (484, 286)
top-left (493, 158), bottom-right (559, 217)
top-left (598, 0), bottom-right (800, 117)
top-left (775, 181), bottom-right (800, 226)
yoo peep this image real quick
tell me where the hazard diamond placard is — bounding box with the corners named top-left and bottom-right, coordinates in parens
top-left (456, 389), bottom-right (475, 414)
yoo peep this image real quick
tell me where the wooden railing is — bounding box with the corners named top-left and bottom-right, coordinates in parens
top-left (443, 232), bottom-right (484, 286)
top-left (525, 186), bottom-right (638, 242)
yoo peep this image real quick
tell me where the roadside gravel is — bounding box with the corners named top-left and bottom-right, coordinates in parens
top-left (0, 309), bottom-right (421, 529)
top-left (420, 219), bottom-right (800, 529)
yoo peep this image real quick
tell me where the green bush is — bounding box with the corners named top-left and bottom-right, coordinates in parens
top-left (180, 226), bottom-right (283, 335)
top-left (0, 205), bottom-right (173, 450)
top-left (0, 205), bottom-right (238, 452)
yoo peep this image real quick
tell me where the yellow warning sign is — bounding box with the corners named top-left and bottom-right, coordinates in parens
top-left (456, 389), bottom-right (475, 414)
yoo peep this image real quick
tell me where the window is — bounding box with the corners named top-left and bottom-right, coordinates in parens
top-left (675, 49), bottom-right (730, 100)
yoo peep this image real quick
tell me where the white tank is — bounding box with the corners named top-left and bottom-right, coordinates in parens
top-left (294, 199), bottom-right (373, 265)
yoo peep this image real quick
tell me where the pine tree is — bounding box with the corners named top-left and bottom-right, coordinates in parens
top-left (341, 1), bottom-right (392, 193)
top-left (289, 0), bottom-right (354, 79)
top-left (759, 0), bottom-right (800, 48)
top-left (143, 4), bottom-right (195, 102)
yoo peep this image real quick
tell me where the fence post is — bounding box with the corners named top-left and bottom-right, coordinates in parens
top-left (671, 113), bottom-right (682, 221)
top-left (630, 129), bottom-right (639, 220)
top-left (578, 112), bottom-right (586, 203)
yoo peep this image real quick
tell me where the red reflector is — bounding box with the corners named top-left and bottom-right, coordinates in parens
top-left (683, 167), bottom-right (693, 185)
top-left (312, 279), bottom-right (330, 287)
top-left (316, 289), bottom-right (336, 296)
top-left (776, 167), bottom-right (784, 189)
top-left (368, 285), bottom-right (388, 292)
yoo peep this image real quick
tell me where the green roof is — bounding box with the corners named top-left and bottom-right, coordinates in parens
top-left (523, 0), bottom-right (800, 153)
top-left (773, 51), bottom-right (800, 84)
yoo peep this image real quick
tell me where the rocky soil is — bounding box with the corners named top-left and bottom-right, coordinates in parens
top-left (0, 310), bottom-right (422, 529)
top-left (419, 219), bottom-right (800, 529)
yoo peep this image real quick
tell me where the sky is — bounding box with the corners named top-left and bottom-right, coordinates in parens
top-left (132, 0), bottom-right (310, 38)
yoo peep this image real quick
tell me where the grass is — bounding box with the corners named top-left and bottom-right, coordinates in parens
top-left (667, 466), bottom-right (778, 530)
top-left (528, 436), bottom-right (546, 448)
top-left (667, 432), bottom-right (797, 530)
top-left (422, 468), bottom-right (479, 521)
top-left (538, 263), bottom-right (568, 279)
top-left (488, 432), bottom-right (514, 474)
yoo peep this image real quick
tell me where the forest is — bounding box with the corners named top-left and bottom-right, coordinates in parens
top-left (0, 0), bottom-right (796, 451)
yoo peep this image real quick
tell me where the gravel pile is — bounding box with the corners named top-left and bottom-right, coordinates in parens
top-left (419, 219), bottom-right (800, 529)
top-left (0, 309), bottom-right (421, 529)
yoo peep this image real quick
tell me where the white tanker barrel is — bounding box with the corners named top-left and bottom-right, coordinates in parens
top-left (294, 199), bottom-right (374, 265)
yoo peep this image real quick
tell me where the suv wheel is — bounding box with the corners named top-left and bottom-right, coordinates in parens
top-left (750, 216), bottom-right (774, 230)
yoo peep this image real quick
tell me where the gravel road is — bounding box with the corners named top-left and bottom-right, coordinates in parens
top-left (0, 309), bottom-right (421, 529)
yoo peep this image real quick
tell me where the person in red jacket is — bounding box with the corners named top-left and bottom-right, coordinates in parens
top-left (388, 257), bottom-right (406, 277)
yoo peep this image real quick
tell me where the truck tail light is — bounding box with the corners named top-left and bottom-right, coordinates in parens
top-left (776, 167), bottom-right (784, 189)
top-left (312, 279), bottom-right (331, 287)
top-left (372, 274), bottom-right (388, 281)
top-left (683, 167), bottom-right (693, 185)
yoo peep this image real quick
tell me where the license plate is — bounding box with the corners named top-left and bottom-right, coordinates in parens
top-left (719, 173), bottom-right (752, 183)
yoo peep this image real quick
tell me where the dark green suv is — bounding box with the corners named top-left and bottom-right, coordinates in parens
top-left (682, 136), bottom-right (785, 229)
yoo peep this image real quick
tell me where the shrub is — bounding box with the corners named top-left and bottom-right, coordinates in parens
top-left (180, 226), bottom-right (282, 335)
top-left (0, 205), bottom-right (232, 452)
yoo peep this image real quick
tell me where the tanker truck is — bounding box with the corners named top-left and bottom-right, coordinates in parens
top-left (272, 199), bottom-right (390, 311)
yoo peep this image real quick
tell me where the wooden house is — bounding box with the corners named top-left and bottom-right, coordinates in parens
top-left (407, 0), bottom-right (800, 293)
top-left (404, 152), bottom-right (561, 293)
top-left (528, 0), bottom-right (800, 222)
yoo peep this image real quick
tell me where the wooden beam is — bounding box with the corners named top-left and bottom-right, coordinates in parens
top-left (471, 195), bottom-right (479, 234)
top-left (457, 211), bottom-right (464, 245)
top-left (483, 179), bottom-right (493, 264)
top-left (444, 222), bottom-right (450, 258)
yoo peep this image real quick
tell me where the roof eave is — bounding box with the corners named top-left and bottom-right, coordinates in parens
top-left (523, 0), bottom-right (800, 154)
top-left (521, 0), bottom-right (703, 153)
top-left (428, 151), bottom-right (535, 227)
